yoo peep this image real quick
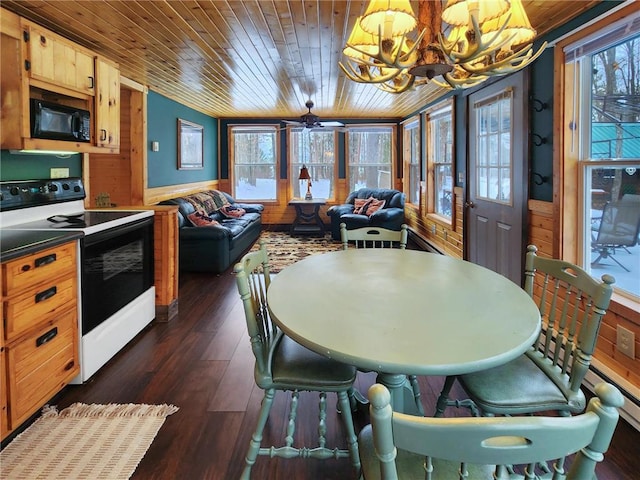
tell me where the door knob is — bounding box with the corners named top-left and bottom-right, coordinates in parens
top-left (465, 201), bottom-right (476, 208)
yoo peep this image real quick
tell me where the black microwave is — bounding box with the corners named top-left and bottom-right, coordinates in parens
top-left (30, 99), bottom-right (91, 143)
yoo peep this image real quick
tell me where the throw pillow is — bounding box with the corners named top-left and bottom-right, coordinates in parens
top-left (364, 198), bottom-right (385, 216)
top-left (353, 198), bottom-right (373, 215)
top-left (187, 210), bottom-right (220, 227)
top-left (219, 204), bottom-right (246, 218)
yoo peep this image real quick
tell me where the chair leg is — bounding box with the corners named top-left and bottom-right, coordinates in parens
top-left (408, 375), bottom-right (425, 416)
top-left (337, 390), bottom-right (361, 475)
top-left (241, 389), bottom-right (275, 480)
top-left (434, 376), bottom-right (456, 417)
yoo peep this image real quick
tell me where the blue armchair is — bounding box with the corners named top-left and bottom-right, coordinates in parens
top-left (326, 188), bottom-right (406, 240)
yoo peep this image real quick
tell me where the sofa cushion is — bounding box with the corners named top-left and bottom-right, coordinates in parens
top-left (364, 198), bottom-right (385, 216)
top-left (188, 210), bottom-right (221, 227)
top-left (219, 204), bottom-right (246, 218)
top-left (353, 198), bottom-right (373, 215)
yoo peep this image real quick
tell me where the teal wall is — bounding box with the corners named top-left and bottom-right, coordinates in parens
top-left (147, 91), bottom-right (218, 188)
top-left (0, 150), bottom-right (82, 181)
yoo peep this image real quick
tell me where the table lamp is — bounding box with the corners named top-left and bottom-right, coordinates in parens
top-left (299, 165), bottom-right (313, 200)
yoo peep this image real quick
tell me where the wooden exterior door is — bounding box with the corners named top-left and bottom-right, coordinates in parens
top-left (466, 72), bottom-right (528, 285)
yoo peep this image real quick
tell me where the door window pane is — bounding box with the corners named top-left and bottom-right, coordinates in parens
top-left (475, 96), bottom-right (512, 205)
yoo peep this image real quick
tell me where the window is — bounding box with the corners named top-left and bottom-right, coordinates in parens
top-left (230, 126), bottom-right (278, 201)
top-left (346, 125), bottom-right (394, 192)
top-left (561, 10), bottom-right (640, 300)
top-left (289, 128), bottom-right (336, 200)
top-left (402, 119), bottom-right (420, 206)
top-left (425, 100), bottom-right (454, 220)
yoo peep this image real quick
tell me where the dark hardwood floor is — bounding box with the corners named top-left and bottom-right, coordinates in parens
top-left (37, 266), bottom-right (639, 479)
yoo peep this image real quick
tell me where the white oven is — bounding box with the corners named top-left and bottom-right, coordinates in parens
top-left (0, 178), bottom-right (155, 383)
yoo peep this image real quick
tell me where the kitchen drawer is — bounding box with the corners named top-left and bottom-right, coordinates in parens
top-left (4, 273), bottom-right (77, 342)
top-left (2, 241), bottom-right (77, 295)
top-left (6, 307), bottom-right (78, 428)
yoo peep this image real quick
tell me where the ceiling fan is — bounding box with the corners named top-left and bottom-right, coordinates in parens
top-left (282, 100), bottom-right (345, 129)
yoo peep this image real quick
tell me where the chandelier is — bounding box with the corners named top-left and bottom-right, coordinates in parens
top-left (339, 0), bottom-right (546, 93)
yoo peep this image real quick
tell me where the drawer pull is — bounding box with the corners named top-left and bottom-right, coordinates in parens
top-left (64, 360), bottom-right (75, 371)
top-left (35, 286), bottom-right (57, 303)
top-left (36, 327), bottom-right (58, 347)
top-left (35, 253), bottom-right (57, 268)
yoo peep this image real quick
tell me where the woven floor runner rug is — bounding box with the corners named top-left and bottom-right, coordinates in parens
top-left (0, 403), bottom-right (179, 480)
top-left (251, 230), bottom-right (343, 273)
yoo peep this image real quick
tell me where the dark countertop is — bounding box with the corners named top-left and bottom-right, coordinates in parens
top-left (0, 229), bottom-right (83, 262)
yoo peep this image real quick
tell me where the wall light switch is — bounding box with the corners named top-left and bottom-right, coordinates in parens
top-left (50, 168), bottom-right (69, 179)
top-left (151, 141), bottom-right (160, 152)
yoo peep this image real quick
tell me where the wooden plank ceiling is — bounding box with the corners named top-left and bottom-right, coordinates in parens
top-left (1, 1), bottom-right (601, 121)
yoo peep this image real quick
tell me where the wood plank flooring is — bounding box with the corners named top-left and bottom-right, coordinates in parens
top-left (23, 266), bottom-right (640, 479)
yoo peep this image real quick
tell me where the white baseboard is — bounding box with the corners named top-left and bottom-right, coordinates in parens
top-left (584, 359), bottom-right (640, 432)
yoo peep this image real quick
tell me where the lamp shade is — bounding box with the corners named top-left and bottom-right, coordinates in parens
top-left (343, 17), bottom-right (379, 60)
top-left (481, 0), bottom-right (537, 49)
top-left (359, 0), bottom-right (417, 38)
top-left (442, 0), bottom-right (510, 26)
top-left (298, 165), bottom-right (311, 180)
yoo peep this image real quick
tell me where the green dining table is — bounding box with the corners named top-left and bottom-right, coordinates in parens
top-left (267, 248), bottom-right (541, 414)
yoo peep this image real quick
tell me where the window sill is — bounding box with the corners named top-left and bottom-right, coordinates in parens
top-left (610, 293), bottom-right (640, 326)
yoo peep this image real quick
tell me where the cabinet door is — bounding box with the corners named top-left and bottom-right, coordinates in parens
top-left (25, 23), bottom-right (95, 96)
top-left (95, 57), bottom-right (120, 149)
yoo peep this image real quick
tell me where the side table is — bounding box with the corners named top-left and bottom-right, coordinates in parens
top-left (289, 198), bottom-right (326, 236)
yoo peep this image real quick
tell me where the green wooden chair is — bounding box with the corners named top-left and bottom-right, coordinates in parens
top-left (233, 242), bottom-right (360, 479)
top-left (340, 223), bottom-right (408, 250)
top-left (434, 245), bottom-right (616, 418)
top-left (359, 382), bottom-right (624, 480)
top-left (340, 222), bottom-right (423, 416)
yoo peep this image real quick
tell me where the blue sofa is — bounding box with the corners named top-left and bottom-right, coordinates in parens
top-left (160, 190), bottom-right (264, 273)
top-left (326, 188), bottom-right (406, 240)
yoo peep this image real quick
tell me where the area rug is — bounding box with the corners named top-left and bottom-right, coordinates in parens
top-left (0, 403), bottom-right (179, 480)
top-left (251, 230), bottom-right (343, 273)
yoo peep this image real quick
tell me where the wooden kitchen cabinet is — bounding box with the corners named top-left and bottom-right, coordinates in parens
top-left (95, 57), bottom-right (120, 149)
top-left (23, 20), bottom-right (95, 97)
top-left (1, 240), bottom-right (80, 440)
top-left (0, 275), bottom-right (7, 440)
top-left (0, 7), bottom-right (120, 154)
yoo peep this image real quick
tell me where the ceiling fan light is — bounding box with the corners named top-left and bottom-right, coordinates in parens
top-left (481, 0), bottom-right (537, 49)
top-left (360, 0), bottom-right (417, 38)
top-left (442, 0), bottom-right (510, 26)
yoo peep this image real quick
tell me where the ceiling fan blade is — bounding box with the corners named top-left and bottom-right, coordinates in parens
top-left (282, 120), bottom-right (303, 125)
top-left (319, 121), bottom-right (344, 127)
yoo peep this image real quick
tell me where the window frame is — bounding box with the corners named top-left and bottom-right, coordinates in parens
top-left (557, 4), bottom-right (640, 305)
top-left (424, 99), bottom-right (455, 225)
top-left (402, 117), bottom-right (421, 209)
top-left (288, 127), bottom-right (338, 202)
top-left (228, 124), bottom-right (280, 202)
top-left (345, 124), bottom-right (397, 194)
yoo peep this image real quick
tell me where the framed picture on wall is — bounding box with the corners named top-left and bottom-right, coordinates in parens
top-left (178, 119), bottom-right (204, 170)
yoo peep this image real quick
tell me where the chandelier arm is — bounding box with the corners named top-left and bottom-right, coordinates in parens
top-left (376, 74), bottom-right (415, 93)
top-left (457, 42), bottom-right (546, 75)
top-left (338, 60), bottom-right (403, 83)
top-left (438, 13), bottom-right (515, 65)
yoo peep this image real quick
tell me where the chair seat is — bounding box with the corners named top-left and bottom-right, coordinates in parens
top-left (458, 353), bottom-right (584, 414)
top-left (359, 425), bottom-right (495, 480)
top-left (271, 335), bottom-right (357, 390)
